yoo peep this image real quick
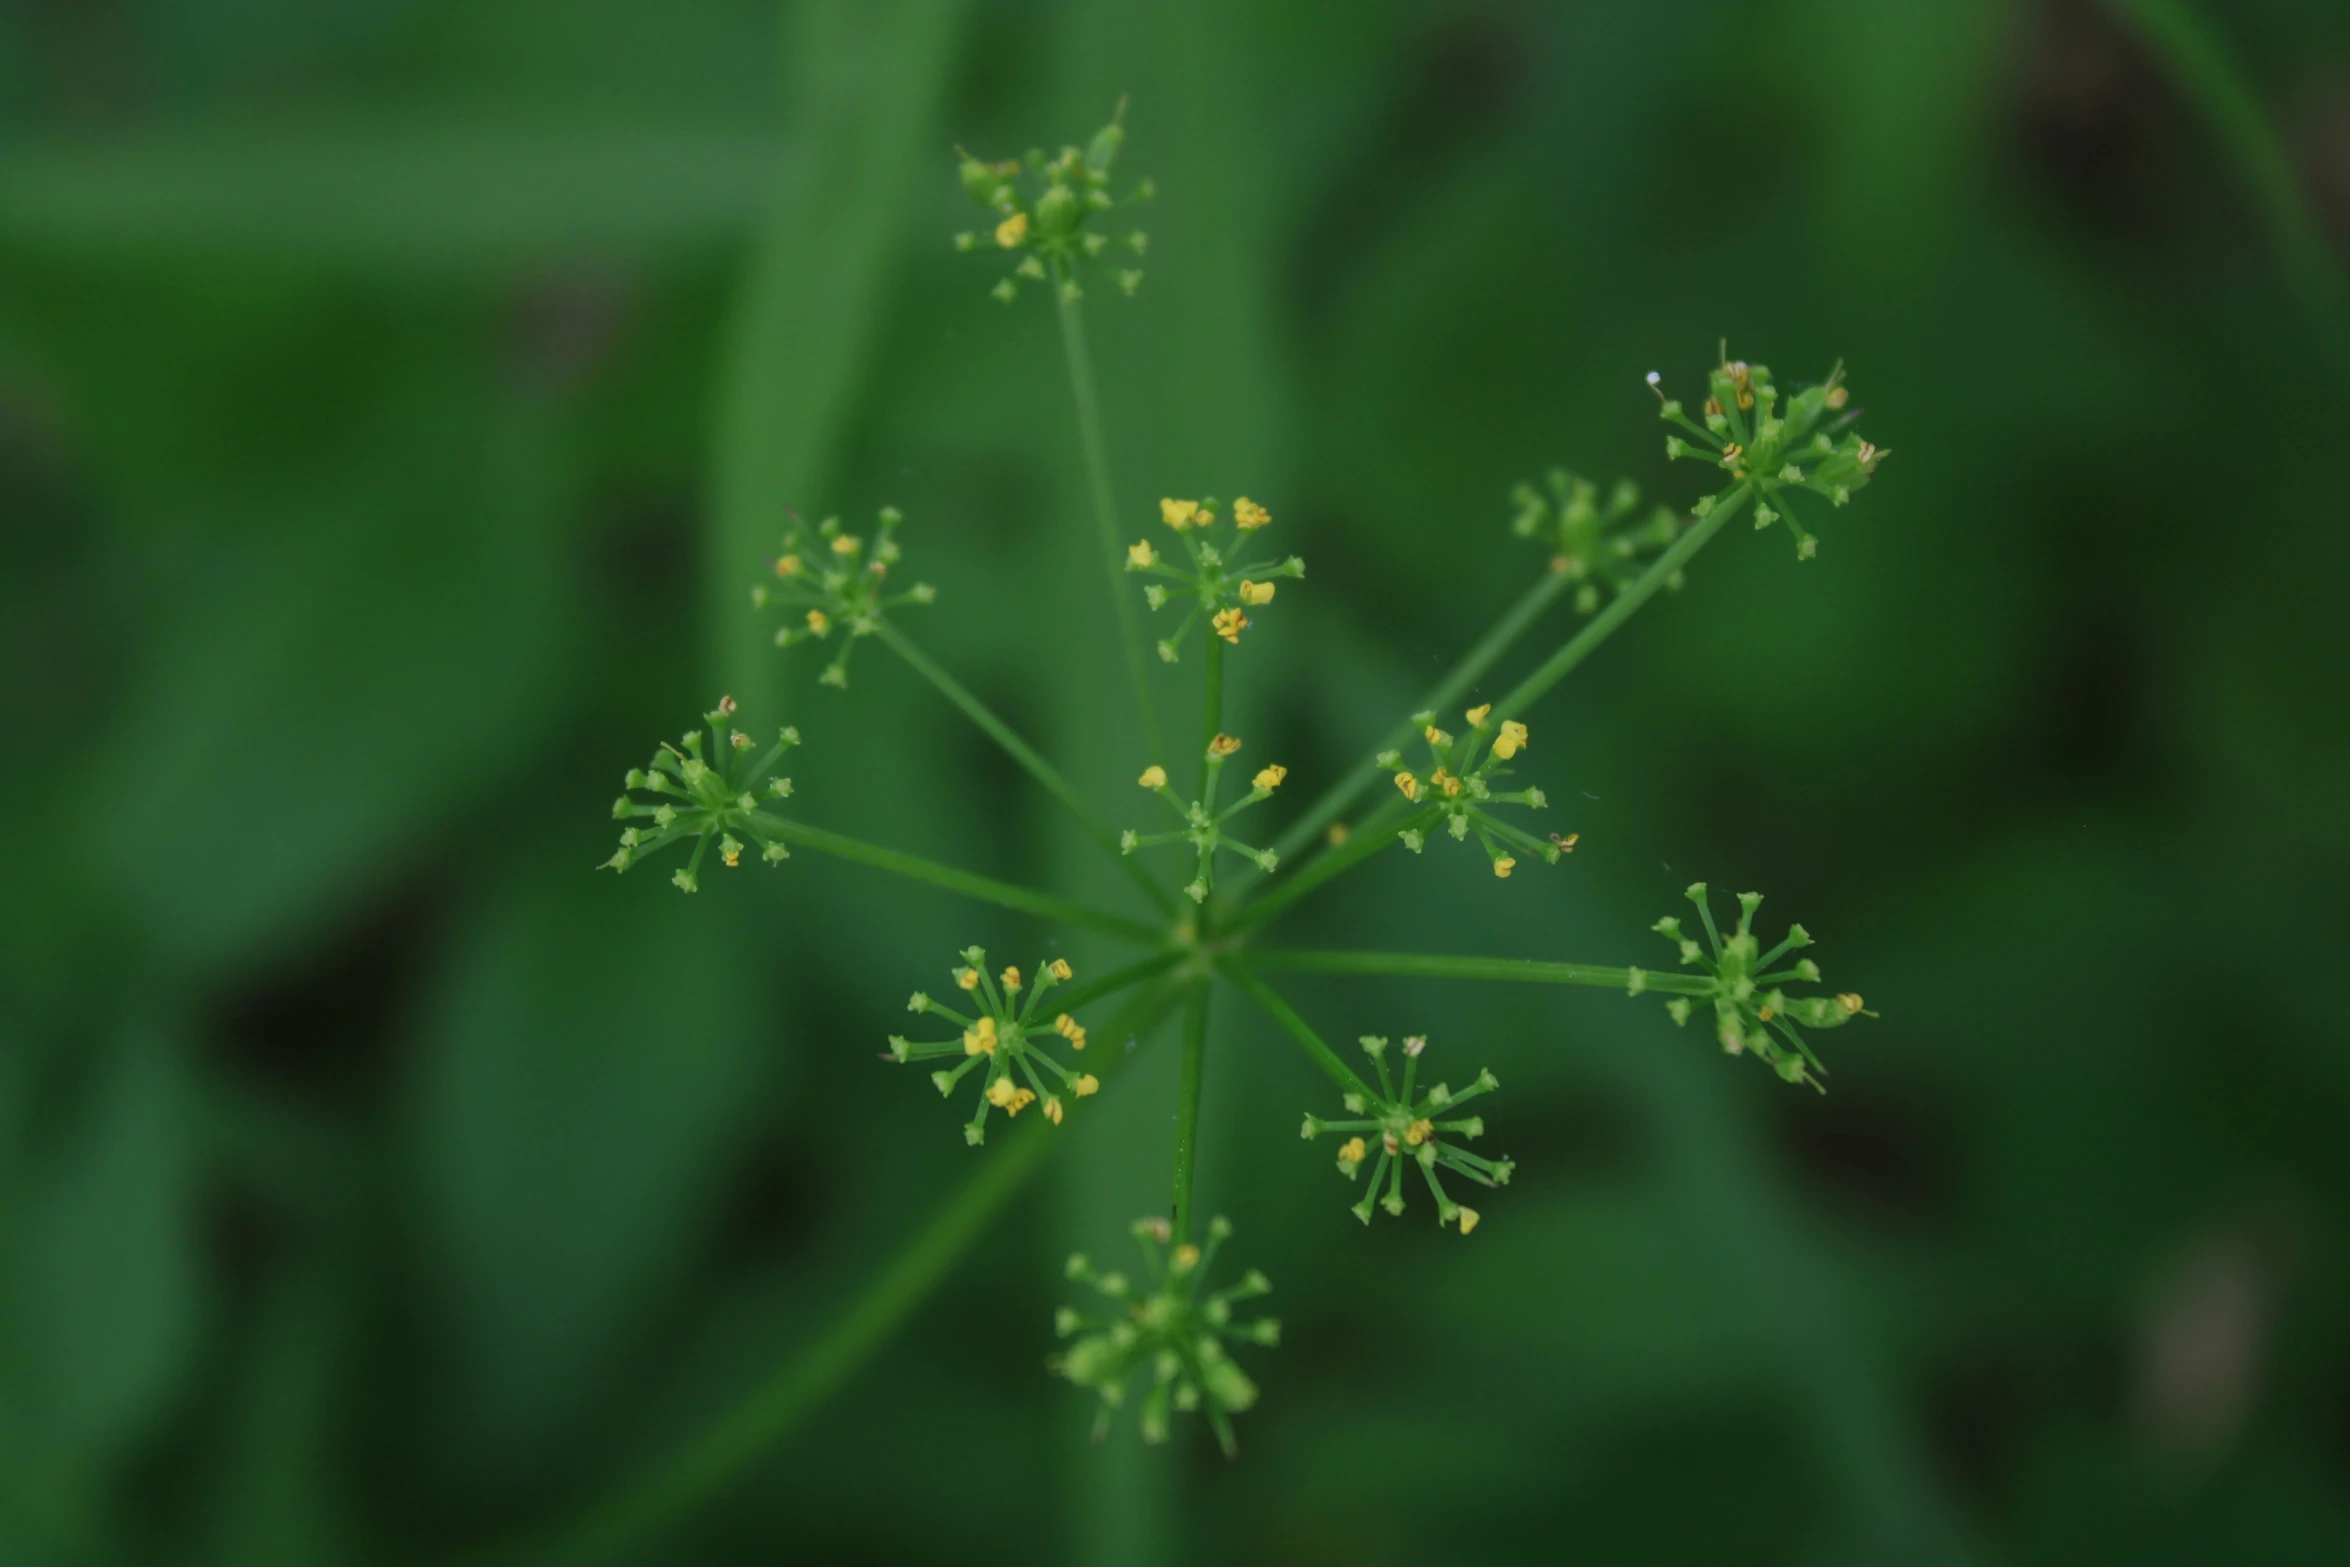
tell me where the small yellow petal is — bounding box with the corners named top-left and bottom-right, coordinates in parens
top-left (1252, 764), bottom-right (1287, 792)
top-left (1233, 497), bottom-right (1270, 530)
top-left (1212, 607), bottom-right (1248, 642)
top-left (1138, 764), bottom-right (1167, 789)
top-left (1159, 498), bottom-right (1199, 529)
top-left (775, 554), bottom-right (802, 577)
top-left (805, 608), bottom-right (829, 634)
top-left (1048, 958), bottom-right (1073, 981)
top-left (1405, 1118), bottom-right (1434, 1146)
top-left (1172, 1243), bottom-right (1201, 1271)
top-left (1337, 1136), bottom-right (1366, 1165)
top-left (1838, 992), bottom-right (1865, 1014)
top-left (1393, 772), bottom-right (1419, 802)
top-left (1424, 725), bottom-right (1451, 747)
top-left (1208, 734), bottom-right (1242, 758)
top-left (1000, 965), bottom-right (1021, 991)
top-left (1042, 1097), bottom-right (1064, 1125)
top-left (830, 534), bottom-right (860, 555)
top-left (1457, 1207), bottom-right (1481, 1235)
top-left (1493, 856), bottom-right (1516, 878)
top-left (1465, 704), bottom-right (1491, 726)
top-left (1238, 579), bottom-right (1275, 605)
top-left (1127, 539), bottom-right (1157, 568)
top-left (955, 967), bottom-right (980, 991)
top-left (1493, 720), bottom-right (1529, 760)
top-left (994, 211), bottom-right (1029, 247)
top-left (1074, 1074), bottom-right (1100, 1097)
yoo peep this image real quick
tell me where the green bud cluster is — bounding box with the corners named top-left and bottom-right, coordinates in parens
top-left (601, 698), bottom-right (800, 892)
top-left (891, 947), bottom-right (1101, 1145)
top-left (953, 100), bottom-right (1152, 304)
top-left (1054, 1215), bottom-right (1277, 1458)
top-left (1651, 353), bottom-right (1886, 558)
top-left (1301, 1035), bottom-right (1511, 1231)
top-left (1380, 707), bottom-right (1567, 878)
top-left (1638, 883), bottom-right (1871, 1089)
top-left (1510, 469), bottom-right (1687, 613)
top-left (1122, 737), bottom-right (1288, 904)
top-left (1125, 495), bottom-right (1304, 663)
top-left (750, 505), bottom-right (933, 688)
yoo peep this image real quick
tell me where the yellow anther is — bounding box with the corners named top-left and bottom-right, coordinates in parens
top-left (1127, 539), bottom-right (1157, 568)
top-left (1405, 1118), bottom-right (1434, 1146)
top-left (1465, 704), bottom-right (1491, 726)
top-left (805, 608), bottom-right (830, 635)
top-left (955, 967), bottom-right (980, 990)
top-left (1138, 765), bottom-right (1167, 788)
top-left (1160, 497), bottom-right (1199, 529)
top-left (1757, 1005), bottom-right (1776, 1022)
top-left (994, 211), bottom-right (1029, 247)
top-left (1337, 1136), bottom-right (1366, 1165)
top-left (1055, 1013), bottom-right (1087, 1048)
top-left (1457, 1207), bottom-right (1481, 1235)
top-left (831, 534), bottom-right (859, 555)
top-left (1837, 992), bottom-right (1865, 1014)
top-left (1238, 579), bottom-right (1275, 605)
top-left (721, 843), bottom-right (741, 868)
top-left (1001, 965), bottom-right (1022, 991)
top-left (1493, 856), bottom-right (1516, 878)
top-left (1073, 1074), bottom-right (1100, 1097)
top-left (1423, 724), bottom-right (1451, 747)
top-left (1208, 734), bottom-right (1242, 758)
top-left (1048, 958), bottom-right (1073, 982)
top-left (1327, 822), bottom-right (1351, 846)
top-left (1393, 771), bottom-right (1419, 802)
top-left (1550, 832), bottom-right (1580, 854)
top-left (1825, 384), bottom-right (1850, 410)
top-left (1212, 607), bottom-right (1248, 642)
top-left (1720, 443), bottom-right (1743, 466)
top-left (1042, 1097), bottom-right (1065, 1125)
top-left (775, 554), bottom-right (802, 577)
top-left (1252, 764), bottom-right (1287, 792)
top-left (1857, 441), bottom-right (1881, 468)
top-left (1431, 767), bottom-right (1460, 797)
top-left (965, 1017), bottom-right (999, 1056)
top-left (1233, 497), bottom-right (1270, 530)
top-left (1172, 1243), bottom-right (1201, 1271)
top-left (1493, 720), bottom-right (1529, 759)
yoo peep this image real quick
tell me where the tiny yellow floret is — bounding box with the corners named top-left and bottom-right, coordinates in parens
top-left (1127, 539), bottom-right (1157, 568)
top-left (1493, 720), bottom-right (1529, 760)
top-left (775, 554), bottom-right (802, 577)
top-left (1405, 1118), bottom-right (1434, 1146)
top-left (1138, 764), bottom-right (1167, 789)
top-left (1457, 1207), bottom-right (1481, 1235)
top-left (1838, 992), bottom-right (1865, 1014)
top-left (805, 608), bottom-right (830, 635)
top-left (830, 534), bottom-right (859, 556)
top-left (1233, 497), bottom-right (1271, 530)
top-left (1001, 965), bottom-right (1022, 992)
top-left (1252, 764), bottom-right (1287, 792)
top-left (1465, 704), bottom-right (1491, 726)
top-left (1055, 1013), bottom-right (1087, 1048)
top-left (1073, 1074), bottom-right (1100, 1097)
top-left (1431, 767), bottom-right (1460, 797)
top-left (1208, 734), bottom-right (1242, 758)
top-left (1424, 724), bottom-right (1451, 747)
top-left (1048, 958), bottom-right (1073, 982)
top-left (1172, 1243), bottom-right (1201, 1271)
top-left (995, 211), bottom-right (1029, 247)
top-left (1238, 579), bottom-right (1275, 605)
top-left (1042, 1097), bottom-right (1064, 1125)
top-left (1212, 607), bottom-right (1249, 642)
top-left (1393, 771), bottom-right (1419, 802)
top-left (1493, 856), bottom-right (1516, 878)
top-left (1337, 1136), bottom-right (1366, 1166)
top-left (964, 1017), bottom-right (999, 1056)
top-left (955, 967), bottom-right (980, 990)
top-left (1825, 384), bottom-right (1850, 410)
top-left (1160, 498), bottom-right (1200, 530)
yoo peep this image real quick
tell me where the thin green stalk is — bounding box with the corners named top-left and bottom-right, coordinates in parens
top-left (1220, 806), bottom-right (1437, 937)
top-left (1053, 948), bottom-right (1193, 1014)
top-left (516, 979), bottom-right (1191, 1567)
top-left (2103, 0), bottom-right (2350, 387)
top-left (1051, 255), bottom-right (1163, 760)
top-left (1245, 948), bottom-right (1716, 997)
top-left (1170, 984), bottom-right (1210, 1242)
top-left (1199, 635), bottom-right (1224, 775)
top-left (875, 619), bottom-right (1176, 917)
top-left (1219, 958), bottom-right (1375, 1101)
top-left (743, 813), bottom-right (1162, 945)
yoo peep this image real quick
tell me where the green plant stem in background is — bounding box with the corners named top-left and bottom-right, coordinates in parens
top-left (1198, 635), bottom-right (1223, 781)
top-left (876, 620), bottom-right (1176, 917)
top-left (2103, 0), bottom-right (2350, 387)
top-left (742, 814), bottom-right (1163, 945)
top-left (1219, 960), bottom-right (1376, 1101)
top-left (1221, 805), bottom-right (1438, 936)
top-left (1247, 948), bottom-right (1717, 997)
top-left (1052, 255), bottom-right (1164, 760)
top-left (1170, 985), bottom-right (1210, 1242)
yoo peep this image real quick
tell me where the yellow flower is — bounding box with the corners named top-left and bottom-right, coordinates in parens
top-left (1127, 539), bottom-right (1157, 568)
top-left (1234, 497), bottom-right (1270, 530)
top-left (1465, 703), bottom-right (1491, 725)
top-left (1138, 764), bottom-right (1167, 789)
top-left (721, 839), bottom-right (742, 868)
top-left (1048, 958), bottom-right (1074, 981)
top-left (1172, 1243), bottom-right (1201, 1272)
top-left (1001, 965), bottom-right (1022, 992)
top-left (987, 1077), bottom-right (1036, 1115)
top-left (1208, 733), bottom-right (1242, 758)
top-left (1252, 764), bottom-right (1287, 792)
top-left (964, 1016), bottom-right (999, 1055)
top-left (995, 211), bottom-right (1029, 247)
top-left (1393, 771), bottom-right (1419, 802)
top-left (1337, 1136), bottom-right (1366, 1166)
top-left (1837, 992), bottom-right (1865, 1014)
top-left (1042, 1097), bottom-right (1065, 1125)
top-left (1212, 607), bottom-right (1248, 642)
top-left (1073, 1074), bottom-right (1100, 1097)
top-left (1160, 497), bottom-right (1200, 529)
top-left (1430, 767), bottom-right (1460, 797)
top-left (1055, 1013), bottom-right (1087, 1049)
top-left (955, 967), bottom-right (980, 991)
top-left (1424, 724), bottom-right (1452, 747)
top-left (1492, 856), bottom-right (1516, 878)
top-left (805, 608), bottom-right (830, 635)
top-left (1404, 1118), bottom-right (1434, 1146)
top-left (831, 534), bottom-right (860, 556)
top-left (775, 554), bottom-right (802, 577)
top-left (1238, 579), bottom-right (1275, 605)
top-left (1493, 720), bottom-right (1529, 760)
top-left (1457, 1207), bottom-right (1481, 1235)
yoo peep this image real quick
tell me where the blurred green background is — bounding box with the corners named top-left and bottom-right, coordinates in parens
top-left (5, 1), bottom-right (2349, 1562)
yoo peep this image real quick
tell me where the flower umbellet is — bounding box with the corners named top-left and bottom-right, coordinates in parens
top-left (751, 505), bottom-right (935, 688)
top-left (601, 697), bottom-right (799, 892)
top-left (1125, 495), bottom-right (1305, 662)
top-left (1633, 883), bottom-right (1869, 1090)
top-left (892, 947), bottom-right (1101, 1144)
top-left (1510, 468), bottom-right (1687, 614)
top-left (1054, 1215), bottom-right (1278, 1457)
top-left (954, 100), bottom-right (1152, 304)
top-left (1380, 707), bottom-right (1567, 878)
top-left (1121, 737), bottom-right (1284, 903)
top-left (1301, 1035), bottom-right (1512, 1232)
top-left (1651, 352), bottom-right (1885, 559)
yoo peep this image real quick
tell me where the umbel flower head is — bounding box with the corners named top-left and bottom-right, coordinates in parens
top-left (1121, 736), bottom-right (1286, 903)
top-left (601, 697), bottom-right (800, 893)
top-left (1633, 883), bottom-right (1871, 1090)
top-left (751, 505), bottom-right (934, 688)
top-left (891, 948), bottom-right (1100, 1145)
top-left (1301, 1035), bottom-right (1511, 1232)
top-left (1650, 351), bottom-right (1887, 559)
top-left (953, 99), bottom-right (1152, 303)
top-left (1510, 468), bottom-right (1688, 614)
top-left (1125, 495), bottom-right (1304, 663)
top-left (1381, 707), bottom-right (1572, 878)
top-left (1054, 1215), bottom-right (1278, 1458)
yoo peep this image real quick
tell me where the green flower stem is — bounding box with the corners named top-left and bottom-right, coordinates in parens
top-left (874, 619), bottom-right (1177, 917)
top-left (521, 979), bottom-right (1191, 1567)
top-left (1054, 948), bottom-right (1194, 1014)
top-left (1219, 805), bottom-right (1439, 938)
top-left (1051, 254), bottom-right (1164, 761)
top-left (1170, 983), bottom-right (1211, 1242)
top-left (742, 813), bottom-right (1164, 945)
top-left (1245, 947), bottom-right (1716, 997)
top-left (1220, 958), bottom-right (1377, 1102)
top-left (1200, 634), bottom-right (1224, 776)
